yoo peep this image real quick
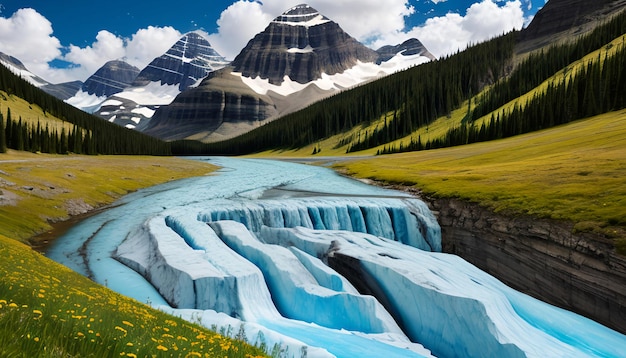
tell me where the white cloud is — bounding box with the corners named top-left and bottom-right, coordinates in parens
top-left (208, 1), bottom-right (273, 60)
top-left (62, 30), bottom-right (126, 80)
top-left (0, 8), bottom-right (62, 79)
top-left (371, 0), bottom-right (525, 58)
top-left (124, 26), bottom-right (182, 69)
top-left (0, 7), bottom-right (183, 83)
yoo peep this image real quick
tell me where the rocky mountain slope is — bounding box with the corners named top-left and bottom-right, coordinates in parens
top-left (0, 51), bottom-right (50, 87)
top-left (81, 60), bottom-right (140, 97)
top-left (517, 0), bottom-right (626, 52)
top-left (0, 51), bottom-right (84, 100)
top-left (65, 60), bottom-right (140, 112)
top-left (92, 32), bottom-right (229, 129)
top-left (141, 4), bottom-right (434, 142)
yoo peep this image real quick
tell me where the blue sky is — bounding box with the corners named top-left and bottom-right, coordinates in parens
top-left (0, 0), bottom-right (542, 83)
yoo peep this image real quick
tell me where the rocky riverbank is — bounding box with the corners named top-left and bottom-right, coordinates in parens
top-left (424, 194), bottom-right (626, 334)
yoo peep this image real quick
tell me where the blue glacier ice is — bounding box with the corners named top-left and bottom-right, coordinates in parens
top-left (45, 157), bottom-right (626, 357)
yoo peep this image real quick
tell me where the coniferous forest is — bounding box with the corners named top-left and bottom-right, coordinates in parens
top-left (174, 9), bottom-right (626, 156)
top-left (0, 64), bottom-right (171, 155)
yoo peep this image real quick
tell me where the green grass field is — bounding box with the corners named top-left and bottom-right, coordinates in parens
top-left (333, 110), bottom-right (626, 253)
top-left (0, 234), bottom-right (267, 358)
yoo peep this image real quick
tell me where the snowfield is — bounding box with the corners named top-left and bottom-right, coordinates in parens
top-left (46, 157), bottom-right (626, 357)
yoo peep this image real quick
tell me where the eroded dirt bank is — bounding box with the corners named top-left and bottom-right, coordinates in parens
top-left (425, 195), bottom-right (626, 334)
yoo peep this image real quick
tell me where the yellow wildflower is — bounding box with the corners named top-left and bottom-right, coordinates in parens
top-left (157, 345), bottom-right (168, 351)
top-left (122, 320), bottom-right (134, 327)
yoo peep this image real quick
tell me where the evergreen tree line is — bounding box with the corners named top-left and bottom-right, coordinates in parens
top-left (351, 11), bottom-right (626, 153)
top-left (0, 63), bottom-right (171, 155)
top-left (0, 108), bottom-right (99, 154)
top-left (379, 43), bottom-right (626, 154)
top-left (470, 9), bottom-right (626, 122)
top-left (172, 32), bottom-right (518, 155)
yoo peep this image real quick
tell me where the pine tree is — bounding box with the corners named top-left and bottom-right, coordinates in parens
top-left (0, 111), bottom-right (6, 153)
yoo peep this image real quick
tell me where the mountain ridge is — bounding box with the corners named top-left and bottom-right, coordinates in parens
top-left (141, 4), bottom-right (434, 142)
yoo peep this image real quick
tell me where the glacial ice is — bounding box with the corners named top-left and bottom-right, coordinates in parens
top-left (46, 157), bottom-right (626, 358)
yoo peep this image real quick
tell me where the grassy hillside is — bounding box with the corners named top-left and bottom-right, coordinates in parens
top-left (0, 90), bottom-right (71, 133)
top-left (333, 110), bottom-right (626, 254)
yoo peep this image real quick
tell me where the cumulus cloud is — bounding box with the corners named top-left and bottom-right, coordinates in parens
top-left (0, 8), bottom-right (62, 79)
top-left (62, 30), bottom-right (126, 80)
top-left (0, 8), bottom-right (181, 83)
top-left (207, 1), bottom-right (273, 60)
top-left (58, 26), bottom-right (182, 83)
top-left (371, 0), bottom-right (526, 58)
top-left (124, 26), bottom-right (182, 69)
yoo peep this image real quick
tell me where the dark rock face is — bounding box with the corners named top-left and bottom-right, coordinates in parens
top-left (143, 4), bottom-right (389, 141)
top-left (517, 0), bottom-right (626, 52)
top-left (231, 4), bottom-right (378, 85)
top-left (428, 196), bottom-right (626, 334)
top-left (82, 60), bottom-right (140, 97)
top-left (41, 81), bottom-right (83, 100)
top-left (376, 38), bottom-right (436, 64)
top-left (132, 32), bottom-right (229, 91)
top-left (141, 68), bottom-right (277, 141)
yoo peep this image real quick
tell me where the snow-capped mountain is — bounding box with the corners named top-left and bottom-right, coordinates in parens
top-left (0, 51), bottom-right (51, 87)
top-left (142, 4), bottom-right (435, 142)
top-left (66, 60), bottom-right (140, 113)
top-left (0, 51), bottom-right (85, 100)
top-left (93, 32), bottom-right (229, 129)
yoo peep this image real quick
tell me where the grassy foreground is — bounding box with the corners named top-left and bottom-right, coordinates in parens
top-left (333, 110), bottom-right (626, 253)
top-left (0, 152), bottom-right (269, 357)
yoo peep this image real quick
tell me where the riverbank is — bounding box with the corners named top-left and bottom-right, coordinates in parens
top-left (0, 150), bottom-right (217, 244)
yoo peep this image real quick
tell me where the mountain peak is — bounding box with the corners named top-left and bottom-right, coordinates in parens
top-left (81, 60), bottom-right (140, 97)
top-left (131, 31), bottom-right (228, 91)
top-left (231, 3), bottom-right (378, 85)
top-left (272, 4), bottom-right (330, 27)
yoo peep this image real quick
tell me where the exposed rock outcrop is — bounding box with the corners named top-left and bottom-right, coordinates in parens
top-left (131, 32), bottom-right (229, 92)
top-left (427, 196), bottom-right (626, 334)
top-left (517, 0), bottom-right (626, 53)
top-left (231, 4), bottom-right (378, 85)
top-left (41, 80), bottom-right (83, 100)
top-left (81, 60), bottom-right (140, 97)
top-left (376, 38), bottom-right (436, 64)
top-left (141, 68), bottom-right (277, 142)
top-left (93, 32), bottom-right (229, 129)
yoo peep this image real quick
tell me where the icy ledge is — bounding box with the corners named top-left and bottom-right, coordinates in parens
top-left (115, 212), bottom-right (626, 357)
top-left (116, 214), bottom-right (432, 357)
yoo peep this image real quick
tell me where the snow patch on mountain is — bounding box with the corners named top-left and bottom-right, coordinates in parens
top-left (0, 52), bottom-right (49, 87)
top-left (114, 81), bottom-right (181, 106)
top-left (64, 90), bottom-right (107, 113)
top-left (235, 54), bottom-right (431, 97)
